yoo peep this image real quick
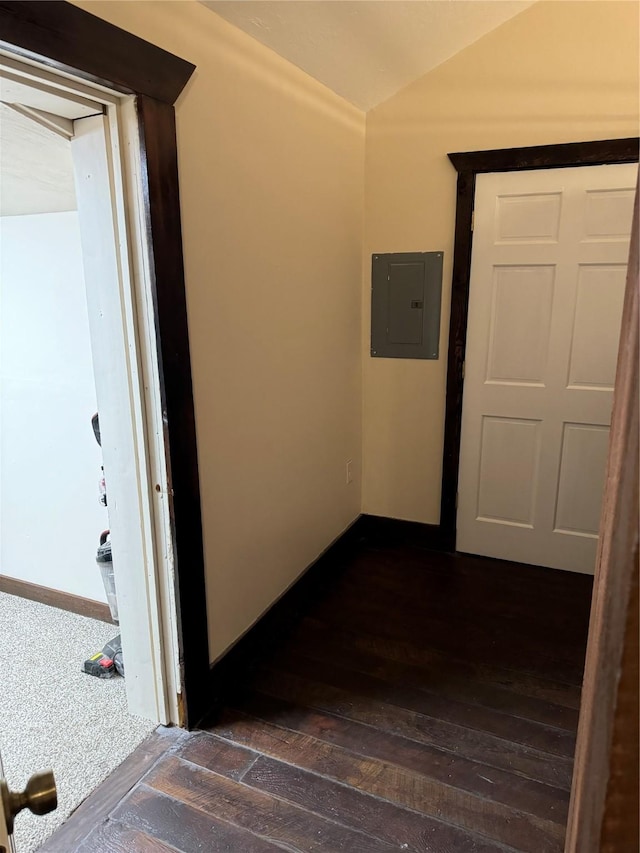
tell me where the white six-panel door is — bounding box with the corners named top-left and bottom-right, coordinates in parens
top-left (457, 163), bottom-right (637, 574)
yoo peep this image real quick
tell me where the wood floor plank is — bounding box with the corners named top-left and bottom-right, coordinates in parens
top-left (209, 709), bottom-right (567, 852)
top-left (146, 754), bottom-right (401, 853)
top-left (291, 616), bottom-right (581, 727)
top-left (334, 570), bottom-right (588, 647)
top-left (352, 549), bottom-right (592, 608)
top-left (244, 754), bottom-right (516, 853)
top-left (297, 616), bottom-right (583, 711)
top-left (175, 731), bottom-right (511, 852)
top-left (173, 728), bottom-right (259, 773)
top-left (228, 690), bottom-right (570, 822)
top-left (269, 653), bottom-right (577, 757)
top-left (112, 784), bottom-right (285, 852)
top-left (75, 819), bottom-right (178, 853)
top-left (344, 550), bottom-right (592, 629)
top-left (308, 591), bottom-right (586, 684)
top-left (247, 667), bottom-right (574, 788)
top-left (176, 730), bottom-right (258, 780)
top-left (314, 553), bottom-right (590, 674)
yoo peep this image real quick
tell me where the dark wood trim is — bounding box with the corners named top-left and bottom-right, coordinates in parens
top-left (440, 167), bottom-right (476, 550)
top-left (0, 1), bottom-right (194, 104)
top-left (0, 2), bottom-right (208, 729)
top-left (600, 562), bottom-right (639, 851)
top-left (449, 137), bottom-right (640, 175)
top-left (358, 514), bottom-right (447, 552)
top-left (441, 137), bottom-right (640, 549)
top-left (204, 518), bottom-right (366, 723)
top-left (38, 727), bottom-right (186, 853)
top-left (0, 574), bottom-right (114, 624)
top-left (565, 182), bottom-right (639, 853)
top-left (137, 96), bottom-right (210, 727)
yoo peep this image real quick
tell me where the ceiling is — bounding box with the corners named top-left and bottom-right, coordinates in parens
top-left (0, 68), bottom-right (98, 217)
top-left (0, 1), bottom-right (536, 216)
top-left (203, 0), bottom-right (535, 111)
top-left (0, 103), bottom-right (76, 217)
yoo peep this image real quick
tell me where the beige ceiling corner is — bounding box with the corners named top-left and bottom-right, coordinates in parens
top-left (201, 0), bottom-right (535, 111)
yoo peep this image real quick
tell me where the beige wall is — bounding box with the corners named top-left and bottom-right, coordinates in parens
top-left (76, 1), bottom-right (365, 662)
top-left (363, 0), bottom-right (640, 523)
top-left (69, 0), bottom-right (639, 663)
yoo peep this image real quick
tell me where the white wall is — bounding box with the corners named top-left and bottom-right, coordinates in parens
top-left (0, 211), bottom-right (108, 602)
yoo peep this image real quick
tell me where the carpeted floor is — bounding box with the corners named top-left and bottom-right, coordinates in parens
top-left (0, 591), bottom-right (156, 851)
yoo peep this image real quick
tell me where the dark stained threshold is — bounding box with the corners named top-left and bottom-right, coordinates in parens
top-left (39, 542), bottom-right (593, 852)
top-left (38, 727), bottom-right (187, 853)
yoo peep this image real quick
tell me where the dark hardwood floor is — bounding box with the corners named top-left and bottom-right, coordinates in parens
top-left (40, 542), bottom-right (593, 852)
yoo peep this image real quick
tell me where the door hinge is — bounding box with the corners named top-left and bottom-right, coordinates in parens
top-left (471, 211), bottom-right (475, 231)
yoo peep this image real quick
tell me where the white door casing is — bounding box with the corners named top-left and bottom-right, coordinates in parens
top-left (457, 163), bottom-right (638, 574)
top-left (70, 112), bottom-right (176, 722)
top-left (1, 55), bottom-right (183, 724)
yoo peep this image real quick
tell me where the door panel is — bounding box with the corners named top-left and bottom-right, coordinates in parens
top-left (487, 265), bottom-right (555, 384)
top-left (458, 163), bottom-right (637, 573)
top-left (554, 423), bottom-right (610, 536)
top-left (583, 187), bottom-right (635, 238)
top-left (477, 417), bottom-right (541, 526)
top-left (494, 191), bottom-right (562, 243)
top-left (568, 265), bottom-right (627, 389)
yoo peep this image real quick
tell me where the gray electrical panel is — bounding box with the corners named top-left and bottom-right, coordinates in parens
top-left (371, 251), bottom-right (443, 359)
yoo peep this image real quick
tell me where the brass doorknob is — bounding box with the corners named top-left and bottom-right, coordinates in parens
top-left (1, 770), bottom-right (57, 834)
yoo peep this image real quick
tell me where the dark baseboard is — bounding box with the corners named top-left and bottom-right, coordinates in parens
top-left (203, 516), bottom-right (366, 724)
top-left (0, 575), bottom-right (115, 624)
top-left (358, 513), bottom-right (452, 552)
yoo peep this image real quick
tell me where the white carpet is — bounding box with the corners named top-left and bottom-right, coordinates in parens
top-left (0, 592), bottom-right (156, 851)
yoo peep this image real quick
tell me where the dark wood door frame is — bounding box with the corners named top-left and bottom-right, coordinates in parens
top-left (441, 137), bottom-right (640, 551)
top-left (0, 0), bottom-right (210, 728)
top-left (565, 179), bottom-right (639, 853)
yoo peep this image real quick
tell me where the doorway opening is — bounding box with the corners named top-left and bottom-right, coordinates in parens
top-left (0, 2), bottom-right (213, 746)
top-left (0, 54), bottom-right (181, 850)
